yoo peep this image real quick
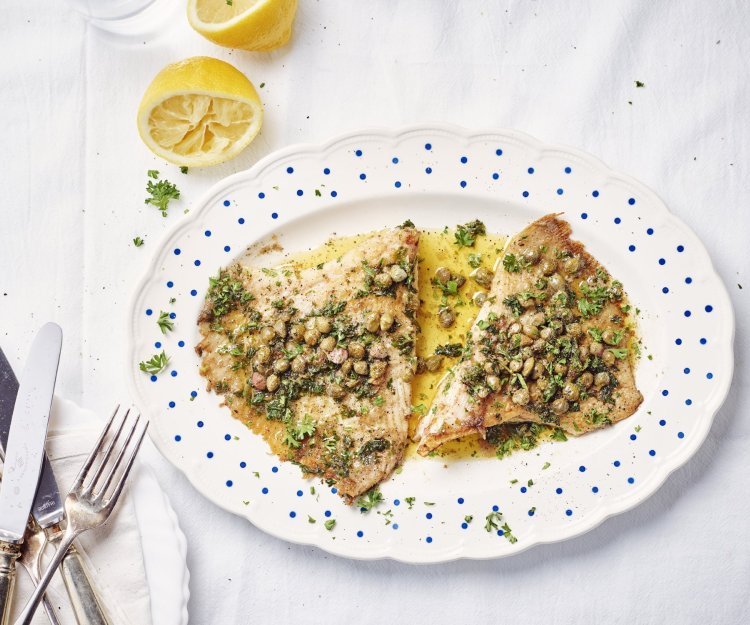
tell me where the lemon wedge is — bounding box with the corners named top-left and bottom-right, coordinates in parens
top-left (187, 0), bottom-right (298, 51)
top-left (137, 57), bottom-right (263, 167)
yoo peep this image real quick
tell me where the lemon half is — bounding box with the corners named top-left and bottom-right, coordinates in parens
top-left (187, 0), bottom-right (298, 51)
top-left (137, 57), bottom-right (263, 167)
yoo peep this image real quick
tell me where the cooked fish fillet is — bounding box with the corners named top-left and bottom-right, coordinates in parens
top-left (415, 215), bottom-right (642, 454)
top-left (196, 226), bottom-right (419, 501)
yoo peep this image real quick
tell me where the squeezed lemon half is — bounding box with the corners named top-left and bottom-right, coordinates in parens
top-left (137, 56), bottom-right (263, 167)
top-left (187, 0), bottom-right (298, 51)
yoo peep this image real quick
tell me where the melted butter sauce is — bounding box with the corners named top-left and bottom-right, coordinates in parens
top-left (284, 226), bottom-right (508, 459)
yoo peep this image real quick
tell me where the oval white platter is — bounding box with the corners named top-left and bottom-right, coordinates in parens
top-left (126, 126), bottom-right (734, 564)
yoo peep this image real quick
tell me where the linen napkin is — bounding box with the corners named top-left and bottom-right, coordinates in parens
top-left (6, 402), bottom-right (152, 625)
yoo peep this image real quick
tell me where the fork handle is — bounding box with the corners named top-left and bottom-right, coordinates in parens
top-left (0, 541), bottom-right (21, 625)
top-left (60, 545), bottom-right (111, 625)
top-left (15, 527), bottom-right (78, 625)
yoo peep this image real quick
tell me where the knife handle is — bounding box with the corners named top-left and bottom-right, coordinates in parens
top-left (0, 541), bottom-right (21, 625)
top-left (60, 544), bottom-right (111, 625)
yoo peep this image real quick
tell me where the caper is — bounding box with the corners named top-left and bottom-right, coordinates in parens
top-left (548, 273), bottom-right (565, 291)
top-left (290, 324), bottom-right (305, 341)
top-left (273, 359), bottom-right (290, 374)
top-left (594, 372), bottom-right (610, 387)
top-left (424, 355), bottom-right (443, 372)
top-left (454, 275), bottom-right (466, 288)
top-left (520, 346), bottom-right (534, 359)
top-left (532, 338), bottom-right (545, 353)
top-left (435, 266), bottom-right (451, 283)
top-left (535, 277), bottom-right (548, 290)
top-left (291, 356), bottom-right (306, 374)
top-left (375, 272), bottom-right (393, 289)
top-left (522, 324), bottom-right (539, 339)
top-left (305, 329), bottom-right (321, 346)
top-left (278, 311), bottom-right (292, 323)
top-left (579, 344), bottom-right (590, 360)
top-left (327, 348), bottom-right (348, 364)
top-left (540, 258), bottom-right (556, 276)
top-left (536, 377), bottom-right (549, 390)
top-left (508, 322), bottom-right (522, 336)
top-left (345, 378), bottom-right (361, 389)
top-left (476, 386), bottom-right (491, 399)
top-left (328, 383), bottom-right (345, 399)
top-left (554, 362), bottom-right (568, 376)
top-left (601, 329), bottom-right (619, 345)
top-left (487, 375), bottom-right (501, 391)
top-left (522, 247), bottom-right (540, 265)
top-left (438, 307), bottom-right (455, 328)
top-left (471, 267), bottom-right (494, 288)
top-left (370, 361), bottom-right (387, 379)
top-left (549, 320), bottom-right (564, 335)
top-left (348, 342), bottom-right (365, 359)
top-left (260, 327), bottom-right (275, 343)
top-left (380, 312), bottom-right (394, 332)
top-left (512, 388), bottom-right (530, 405)
top-left (315, 317), bottom-right (332, 334)
top-left (532, 361), bottom-right (545, 379)
top-left (319, 336), bottom-right (336, 352)
top-left (273, 321), bottom-right (288, 338)
top-left (578, 372), bottom-right (594, 388)
top-left (522, 357), bottom-right (535, 378)
top-left (389, 265), bottom-right (408, 283)
top-left (266, 374), bottom-right (280, 393)
top-left (340, 359), bottom-right (353, 376)
top-left (589, 341), bottom-right (604, 356)
top-left (509, 359), bottom-right (523, 373)
top-left (352, 360), bottom-right (368, 375)
top-left (513, 333), bottom-right (533, 347)
top-left (566, 322), bottom-right (582, 337)
top-left (562, 382), bottom-right (579, 401)
top-left (602, 350), bottom-right (616, 366)
top-left (529, 312), bottom-right (546, 327)
top-left (365, 312), bottom-right (381, 333)
top-left (540, 326), bottom-right (554, 340)
top-left (255, 345), bottom-right (271, 364)
top-left (472, 291), bottom-right (488, 306)
top-left (551, 398), bottom-right (569, 415)
top-left (563, 256), bottom-right (580, 274)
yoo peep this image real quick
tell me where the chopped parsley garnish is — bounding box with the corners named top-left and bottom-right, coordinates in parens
top-left (467, 253), bottom-right (482, 268)
top-left (282, 414), bottom-right (316, 448)
top-left (550, 428), bottom-right (568, 442)
top-left (501, 522), bottom-right (518, 543)
top-left (434, 342), bottom-right (463, 357)
top-left (464, 515), bottom-right (473, 524)
top-left (180, 166), bottom-right (189, 174)
top-left (157, 311), bottom-right (174, 334)
top-left (411, 403), bottom-right (427, 415)
top-left (454, 220), bottom-right (486, 247)
top-left (609, 347), bottom-right (629, 359)
top-left (542, 461), bottom-right (551, 470)
top-left (404, 496), bottom-right (416, 509)
top-left (635, 80), bottom-right (645, 88)
top-left (147, 169), bottom-right (159, 179)
top-left (139, 351), bottom-right (169, 375)
top-left (206, 269), bottom-right (254, 318)
top-left (307, 515), bottom-right (316, 524)
top-left (484, 511), bottom-right (503, 532)
top-left (502, 253), bottom-right (529, 273)
top-left (356, 488), bottom-right (384, 512)
top-left (432, 277), bottom-right (459, 296)
top-left (324, 519), bottom-right (336, 531)
top-left (587, 327), bottom-right (603, 342)
top-left (145, 174), bottom-right (180, 217)
top-left (133, 236), bottom-right (144, 247)
top-left (502, 295), bottom-right (523, 317)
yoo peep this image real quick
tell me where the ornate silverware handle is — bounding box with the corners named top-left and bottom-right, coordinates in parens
top-left (60, 544), bottom-right (111, 625)
top-left (0, 542), bottom-right (20, 625)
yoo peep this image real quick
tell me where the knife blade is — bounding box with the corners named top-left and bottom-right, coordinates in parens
top-left (0, 349), bottom-right (64, 529)
top-left (0, 323), bottom-right (61, 625)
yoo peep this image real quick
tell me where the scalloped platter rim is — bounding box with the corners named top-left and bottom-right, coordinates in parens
top-left (126, 125), bottom-right (734, 564)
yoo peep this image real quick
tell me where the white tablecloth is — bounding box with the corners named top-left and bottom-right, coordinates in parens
top-left (2, 1), bottom-right (748, 623)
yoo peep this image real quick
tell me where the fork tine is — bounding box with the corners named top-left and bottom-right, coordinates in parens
top-left (71, 405), bottom-right (120, 491)
top-left (94, 413), bottom-right (141, 501)
top-left (103, 421), bottom-right (149, 511)
top-left (83, 407), bottom-right (130, 495)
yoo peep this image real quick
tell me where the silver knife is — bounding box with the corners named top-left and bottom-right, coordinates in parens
top-left (0, 348), bottom-right (111, 625)
top-left (0, 323), bottom-right (61, 625)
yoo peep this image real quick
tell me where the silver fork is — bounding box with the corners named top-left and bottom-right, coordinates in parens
top-left (14, 407), bottom-right (148, 625)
